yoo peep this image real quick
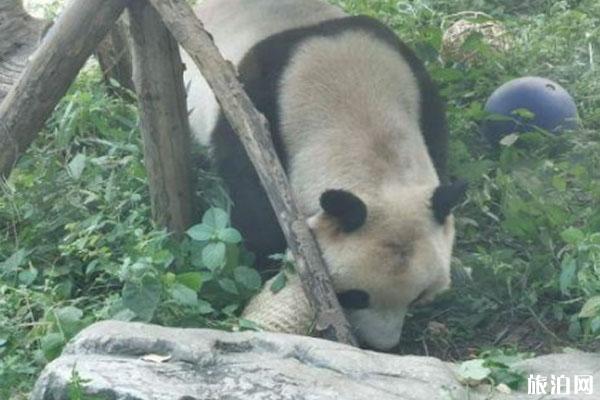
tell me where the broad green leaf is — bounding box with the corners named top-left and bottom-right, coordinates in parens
top-left (238, 318), bottom-right (260, 331)
top-left (56, 100), bottom-right (76, 147)
top-left (202, 242), bottom-right (226, 270)
top-left (219, 278), bottom-right (238, 295)
top-left (234, 266), bottom-right (262, 291)
top-left (219, 227), bottom-right (242, 244)
top-left (163, 272), bottom-right (176, 286)
top-left (559, 258), bottom-right (576, 295)
top-left (224, 244), bottom-right (241, 271)
top-left (54, 280), bottom-right (73, 299)
top-left (202, 208), bottom-right (229, 230)
top-left (0, 249), bottom-right (29, 274)
top-left (177, 272), bottom-right (203, 291)
top-left (153, 249), bottom-right (174, 267)
top-left (18, 268), bottom-right (38, 286)
top-left (222, 304), bottom-right (239, 315)
top-left (499, 133), bottom-right (519, 147)
top-left (270, 272), bottom-right (287, 293)
top-left (85, 260), bottom-right (100, 275)
top-left (190, 245), bottom-right (204, 269)
top-left (112, 309), bottom-right (136, 321)
top-left (54, 306), bottom-right (83, 324)
top-left (67, 153), bottom-right (87, 180)
top-left (198, 299), bottom-right (214, 315)
top-left (485, 113), bottom-right (515, 122)
top-left (579, 296), bottom-right (600, 318)
top-left (187, 224), bottom-right (214, 241)
top-left (53, 306), bottom-right (84, 339)
top-left (41, 332), bottom-right (65, 361)
top-left (122, 276), bottom-right (162, 322)
top-left (170, 283), bottom-right (198, 307)
top-left (560, 227), bottom-right (585, 245)
top-left (458, 359), bottom-right (492, 385)
top-left (511, 108), bottom-right (535, 120)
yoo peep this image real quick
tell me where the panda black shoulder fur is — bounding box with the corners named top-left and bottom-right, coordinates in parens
top-left (183, 0), bottom-right (466, 351)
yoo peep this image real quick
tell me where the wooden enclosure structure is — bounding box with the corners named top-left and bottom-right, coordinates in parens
top-left (0, 0), bottom-right (357, 346)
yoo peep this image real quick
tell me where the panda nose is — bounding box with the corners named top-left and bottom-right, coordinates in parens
top-left (336, 290), bottom-right (370, 309)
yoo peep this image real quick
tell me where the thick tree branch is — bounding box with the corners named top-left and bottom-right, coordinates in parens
top-left (0, 0), bottom-right (51, 103)
top-left (96, 15), bottom-right (134, 93)
top-left (0, 0), bottom-right (126, 178)
top-left (128, 0), bottom-right (194, 235)
top-left (147, 0), bottom-right (358, 346)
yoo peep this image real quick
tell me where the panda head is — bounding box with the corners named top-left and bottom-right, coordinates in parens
top-left (307, 181), bottom-right (466, 351)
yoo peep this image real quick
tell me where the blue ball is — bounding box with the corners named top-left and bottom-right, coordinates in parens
top-left (483, 76), bottom-right (578, 144)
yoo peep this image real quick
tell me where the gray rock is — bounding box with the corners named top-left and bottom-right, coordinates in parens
top-left (31, 321), bottom-right (599, 400)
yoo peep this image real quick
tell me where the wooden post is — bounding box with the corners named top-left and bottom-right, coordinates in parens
top-left (128, 0), bottom-right (194, 235)
top-left (147, 0), bottom-right (357, 346)
top-left (0, 0), bottom-right (126, 179)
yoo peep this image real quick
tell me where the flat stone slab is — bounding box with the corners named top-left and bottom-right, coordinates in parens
top-left (31, 321), bottom-right (599, 400)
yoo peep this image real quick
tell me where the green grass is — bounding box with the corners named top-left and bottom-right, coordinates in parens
top-left (0, 67), bottom-right (260, 398)
top-left (2, 0), bottom-right (600, 397)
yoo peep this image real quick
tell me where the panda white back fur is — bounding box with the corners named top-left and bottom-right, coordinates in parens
top-left (184, 0), bottom-right (466, 351)
top-left (183, 0), bottom-right (345, 142)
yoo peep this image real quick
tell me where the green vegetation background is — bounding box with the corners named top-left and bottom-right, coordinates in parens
top-left (1, 0), bottom-right (599, 397)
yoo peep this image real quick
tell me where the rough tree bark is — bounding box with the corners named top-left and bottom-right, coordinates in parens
top-left (95, 15), bottom-right (134, 93)
top-left (128, 0), bottom-right (194, 235)
top-left (147, 0), bottom-right (358, 346)
top-left (0, 0), bottom-right (51, 103)
top-left (0, 0), bottom-right (126, 179)
top-left (1, 0), bottom-right (133, 95)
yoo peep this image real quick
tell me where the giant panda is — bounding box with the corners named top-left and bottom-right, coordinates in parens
top-left (182, 0), bottom-right (466, 351)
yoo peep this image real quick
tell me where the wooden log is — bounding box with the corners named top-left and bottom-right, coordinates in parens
top-left (0, 0), bottom-right (126, 179)
top-left (95, 15), bottom-right (134, 93)
top-left (0, 0), bottom-right (51, 103)
top-left (128, 0), bottom-right (194, 235)
top-left (1, 0), bottom-right (133, 98)
top-left (148, 0), bottom-right (358, 346)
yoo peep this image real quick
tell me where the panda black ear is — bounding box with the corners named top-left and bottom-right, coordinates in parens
top-left (431, 180), bottom-right (468, 224)
top-left (320, 190), bottom-right (367, 232)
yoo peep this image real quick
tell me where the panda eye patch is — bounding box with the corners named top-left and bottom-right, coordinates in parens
top-left (337, 290), bottom-right (370, 309)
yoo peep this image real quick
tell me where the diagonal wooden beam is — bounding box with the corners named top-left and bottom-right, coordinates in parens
top-left (147, 0), bottom-right (358, 346)
top-left (0, 0), bottom-right (126, 178)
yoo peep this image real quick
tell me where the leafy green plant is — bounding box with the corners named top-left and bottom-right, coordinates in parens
top-left (181, 208), bottom-right (262, 312)
top-left (558, 230), bottom-right (600, 336)
top-left (67, 368), bottom-right (107, 400)
top-left (0, 66), bottom-right (261, 396)
top-left (268, 252), bottom-right (296, 293)
top-left (457, 349), bottom-right (531, 389)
